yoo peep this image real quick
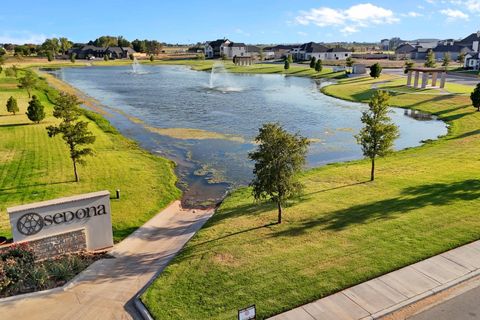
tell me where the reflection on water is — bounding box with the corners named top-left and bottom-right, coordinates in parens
top-left (45, 65), bottom-right (448, 207)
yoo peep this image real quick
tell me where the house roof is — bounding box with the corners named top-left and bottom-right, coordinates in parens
top-left (432, 44), bottom-right (470, 53)
top-left (228, 42), bottom-right (246, 47)
top-left (327, 47), bottom-right (349, 52)
top-left (247, 45), bottom-right (261, 52)
top-left (208, 39), bottom-right (229, 49)
top-left (458, 32), bottom-right (480, 45)
top-left (395, 43), bottom-right (416, 54)
top-left (263, 44), bottom-right (298, 51)
top-left (299, 42), bottom-right (329, 53)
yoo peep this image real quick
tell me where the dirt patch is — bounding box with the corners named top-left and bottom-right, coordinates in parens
top-left (212, 252), bottom-right (241, 267)
top-left (144, 126), bottom-right (246, 143)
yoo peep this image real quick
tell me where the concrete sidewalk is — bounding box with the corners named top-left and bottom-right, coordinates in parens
top-left (270, 240), bottom-right (480, 320)
top-left (0, 201), bottom-right (214, 320)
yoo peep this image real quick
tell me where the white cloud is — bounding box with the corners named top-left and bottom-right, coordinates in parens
top-left (297, 31), bottom-right (308, 37)
top-left (440, 8), bottom-right (469, 20)
top-left (462, 0), bottom-right (480, 11)
top-left (294, 3), bottom-right (398, 35)
top-left (402, 11), bottom-right (424, 17)
top-left (0, 31), bottom-right (48, 44)
top-left (340, 26), bottom-right (359, 35)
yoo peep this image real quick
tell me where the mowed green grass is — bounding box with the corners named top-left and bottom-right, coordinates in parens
top-left (0, 70), bottom-right (181, 241)
top-left (142, 74), bottom-right (480, 319)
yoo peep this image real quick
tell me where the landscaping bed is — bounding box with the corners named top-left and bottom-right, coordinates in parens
top-left (0, 243), bottom-right (107, 298)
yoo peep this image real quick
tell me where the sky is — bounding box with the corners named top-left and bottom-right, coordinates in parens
top-left (0, 0), bottom-right (479, 45)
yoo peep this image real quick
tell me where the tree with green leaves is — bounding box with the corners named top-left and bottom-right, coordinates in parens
top-left (150, 55), bottom-right (154, 62)
top-left (315, 59), bottom-right (323, 73)
top-left (470, 83), bottom-right (480, 112)
top-left (197, 52), bottom-right (205, 60)
top-left (287, 54), bottom-right (293, 63)
top-left (309, 56), bottom-right (316, 68)
top-left (249, 123), bottom-right (310, 224)
top-left (26, 95), bottom-right (45, 124)
top-left (46, 92), bottom-right (96, 182)
top-left (18, 71), bottom-right (37, 98)
top-left (355, 91), bottom-right (399, 181)
top-left (424, 50), bottom-right (436, 68)
top-left (442, 52), bottom-right (451, 67)
top-left (369, 63), bottom-right (382, 78)
top-left (404, 60), bottom-right (414, 74)
top-left (284, 59), bottom-right (290, 70)
top-left (104, 54), bottom-right (109, 61)
top-left (346, 56), bottom-right (355, 68)
top-left (6, 96), bottom-right (19, 115)
top-left (59, 37), bottom-right (72, 55)
top-left (70, 53), bottom-right (76, 63)
top-left (458, 52), bottom-right (466, 63)
top-left (41, 38), bottom-right (60, 55)
top-left (46, 51), bottom-right (53, 62)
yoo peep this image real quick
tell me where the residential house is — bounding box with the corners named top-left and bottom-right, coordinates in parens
top-left (292, 42), bottom-right (352, 61)
top-left (432, 44), bottom-right (471, 61)
top-left (394, 43), bottom-right (417, 59)
top-left (263, 45), bottom-right (298, 59)
top-left (204, 39), bottom-right (247, 59)
top-left (68, 45), bottom-right (136, 59)
top-left (222, 42), bottom-right (247, 58)
top-left (326, 47), bottom-right (352, 60)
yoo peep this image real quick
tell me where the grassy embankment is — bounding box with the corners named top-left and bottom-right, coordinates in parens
top-left (0, 68), bottom-right (181, 242)
top-left (142, 73), bottom-right (480, 319)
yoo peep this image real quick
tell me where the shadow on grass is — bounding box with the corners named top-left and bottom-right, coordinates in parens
top-left (449, 128), bottom-right (480, 140)
top-left (0, 180), bottom-right (74, 192)
top-left (0, 123), bottom-right (32, 128)
top-left (271, 179), bottom-right (480, 238)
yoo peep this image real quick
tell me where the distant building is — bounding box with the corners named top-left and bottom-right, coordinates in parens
top-left (263, 45), bottom-right (298, 59)
top-left (204, 39), bottom-right (247, 58)
top-left (68, 45), bottom-right (136, 59)
top-left (292, 42), bottom-right (352, 61)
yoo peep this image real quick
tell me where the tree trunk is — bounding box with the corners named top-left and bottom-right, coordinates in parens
top-left (73, 159), bottom-right (79, 182)
top-left (277, 201), bottom-right (282, 224)
top-left (370, 157), bottom-right (375, 181)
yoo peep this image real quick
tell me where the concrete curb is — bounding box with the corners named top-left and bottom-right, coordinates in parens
top-left (372, 269), bottom-right (480, 319)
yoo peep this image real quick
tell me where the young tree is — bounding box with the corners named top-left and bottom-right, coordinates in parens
top-left (315, 59), bottom-right (323, 73)
top-left (424, 50), bottom-right (436, 68)
top-left (259, 48), bottom-right (265, 61)
top-left (46, 51), bottom-right (53, 62)
top-left (346, 56), bottom-right (355, 68)
top-left (70, 53), bottom-right (76, 63)
top-left (284, 59), bottom-right (290, 70)
top-left (46, 92), bottom-right (96, 182)
top-left (249, 123), bottom-right (309, 224)
top-left (309, 56), bottom-right (316, 68)
top-left (355, 91), bottom-right (399, 181)
top-left (104, 54), bottom-right (109, 61)
top-left (197, 52), bottom-right (205, 60)
top-left (26, 95), bottom-right (45, 124)
top-left (287, 54), bottom-right (293, 63)
top-left (369, 63), bottom-right (382, 78)
top-left (442, 52), bottom-right (451, 67)
top-left (470, 83), bottom-right (480, 112)
top-left (129, 53), bottom-right (135, 60)
top-left (6, 96), bottom-right (19, 115)
top-left (458, 52), bottom-right (466, 64)
top-left (149, 55), bottom-right (154, 62)
top-left (404, 60), bottom-right (414, 74)
top-left (18, 71), bottom-right (37, 98)
top-left (221, 53), bottom-right (227, 61)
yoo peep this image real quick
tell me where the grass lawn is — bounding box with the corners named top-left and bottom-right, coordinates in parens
top-left (0, 69), bottom-right (181, 242)
top-left (142, 74), bottom-right (480, 319)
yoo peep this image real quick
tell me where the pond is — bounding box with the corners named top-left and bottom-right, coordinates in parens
top-left (46, 65), bottom-right (448, 207)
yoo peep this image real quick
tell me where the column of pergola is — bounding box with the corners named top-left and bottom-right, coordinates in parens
top-left (406, 68), bottom-right (446, 89)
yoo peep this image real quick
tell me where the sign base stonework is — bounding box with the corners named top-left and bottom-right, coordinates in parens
top-left (8, 191), bottom-right (114, 251)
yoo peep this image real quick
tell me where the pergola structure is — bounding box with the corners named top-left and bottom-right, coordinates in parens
top-left (233, 56), bottom-right (253, 66)
top-left (406, 67), bottom-right (447, 89)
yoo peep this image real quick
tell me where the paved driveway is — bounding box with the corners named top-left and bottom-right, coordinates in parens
top-left (0, 201), bottom-right (214, 320)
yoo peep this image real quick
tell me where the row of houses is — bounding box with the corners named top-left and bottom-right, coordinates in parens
top-left (67, 45), bottom-right (136, 59)
top-left (204, 39), bottom-right (352, 61)
top-left (393, 32), bottom-right (480, 69)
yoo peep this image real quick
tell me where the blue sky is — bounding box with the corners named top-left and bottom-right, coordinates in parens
top-left (1, 0), bottom-right (479, 44)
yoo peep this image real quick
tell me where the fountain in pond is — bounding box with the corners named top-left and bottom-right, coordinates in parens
top-left (131, 57), bottom-right (146, 74)
top-left (208, 63), bottom-right (242, 93)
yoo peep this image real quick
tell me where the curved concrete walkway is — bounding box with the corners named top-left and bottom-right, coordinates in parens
top-left (0, 201), bottom-right (214, 320)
